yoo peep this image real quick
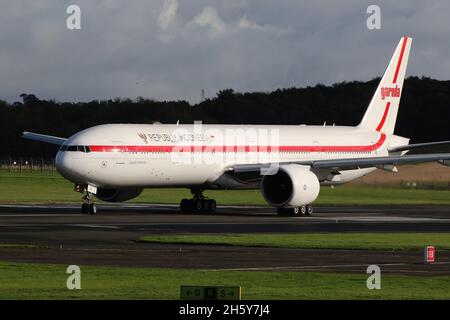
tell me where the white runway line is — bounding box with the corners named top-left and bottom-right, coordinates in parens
top-left (0, 204), bottom-right (76, 209)
top-left (293, 216), bottom-right (450, 223)
top-left (0, 214), bottom-right (82, 217)
top-left (0, 203), bottom-right (265, 210)
top-left (67, 224), bottom-right (120, 229)
top-left (208, 261), bottom-right (450, 272)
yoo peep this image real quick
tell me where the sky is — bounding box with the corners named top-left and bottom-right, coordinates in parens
top-left (1, 0), bottom-right (450, 104)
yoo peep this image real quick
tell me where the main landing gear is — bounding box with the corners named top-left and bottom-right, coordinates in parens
top-left (180, 189), bottom-right (217, 213)
top-left (277, 205), bottom-right (313, 217)
top-left (76, 184), bottom-right (97, 215)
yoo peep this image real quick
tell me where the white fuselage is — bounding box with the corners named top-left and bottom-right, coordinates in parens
top-left (55, 123), bottom-right (406, 189)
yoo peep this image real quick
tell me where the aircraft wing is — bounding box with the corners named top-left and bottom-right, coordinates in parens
top-left (388, 140), bottom-right (450, 153)
top-left (22, 131), bottom-right (67, 145)
top-left (228, 153), bottom-right (450, 173)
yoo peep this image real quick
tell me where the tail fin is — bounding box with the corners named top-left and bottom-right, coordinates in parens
top-left (358, 36), bottom-right (412, 134)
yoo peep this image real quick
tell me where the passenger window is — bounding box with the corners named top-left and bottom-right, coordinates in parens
top-left (67, 146), bottom-right (77, 152)
top-left (77, 146), bottom-right (84, 152)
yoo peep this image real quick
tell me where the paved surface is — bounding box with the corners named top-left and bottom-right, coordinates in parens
top-left (0, 203), bottom-right (449, 275)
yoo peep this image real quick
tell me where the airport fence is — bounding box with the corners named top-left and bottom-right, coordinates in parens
top-left (0, 158), bottom-right (56, 173)
top-left (1, 157), bottom-right (450, 190)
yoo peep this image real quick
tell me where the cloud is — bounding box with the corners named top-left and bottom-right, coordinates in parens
top-left (238, 15), bottom-right (262, 30)
top-left (237, 15), bottom-right (288, 36)
top-left (158, 0), bottom-right (178, 30)
top-left (192, 6), bottom-right (227, 36)
top-left (1, 0), bottom-right (450, 105)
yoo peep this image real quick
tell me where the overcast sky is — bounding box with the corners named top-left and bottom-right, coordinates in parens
top-left (1, 0), bottom-right (450, 103)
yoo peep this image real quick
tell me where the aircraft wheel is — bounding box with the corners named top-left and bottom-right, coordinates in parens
top-left (305, 205), bottom-right (313, 216)
top-left (180, 198), bottom-right (191, 212)
top-left (202, 199), bottom-right (211, 212)
top-left (208, 199), bottom-right (217, 212)
top-left (81, 203), bottom-right (89, 215)
top-left (88, 204), bottom-right (97, 215)
top-left (300, 206), bottom-right (307, 216)
top-left (194, 199), bottom-right (203, 212)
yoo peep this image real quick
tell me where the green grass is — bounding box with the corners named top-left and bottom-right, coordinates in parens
top-left (139, 233), bottom-right (450, 251)
top-left (1, 170), bottom-right (450, 205)
top-left (0, 261), bottom-right (449, 299)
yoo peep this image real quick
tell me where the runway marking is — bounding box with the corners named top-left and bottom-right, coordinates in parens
top-left (67, 224), bottom-right (120, 229)
top-left (0, 214), bottom-right (82, 217)
top-left (208, 261), bottom-right (450, 272)
top-left (292, 216), bottom-right (450, 223)
top-left (334, 217), bottom-right (450, 222)
top-left (2, 214), bottom-right (447, 224)
top-left (0, 204), bottom-right (265, 210)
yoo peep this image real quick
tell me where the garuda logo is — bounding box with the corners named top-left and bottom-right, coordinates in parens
top-left (137, 133), bottom-right (148, 144)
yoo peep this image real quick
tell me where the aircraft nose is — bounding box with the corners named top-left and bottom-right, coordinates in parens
top-left (55, 151), bottom-right (74, 180)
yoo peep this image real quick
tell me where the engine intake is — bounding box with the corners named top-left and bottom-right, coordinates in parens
top-left (261, 164), bottom-right (320, 207)
top-left (95, 188), bottom-right (143, 202)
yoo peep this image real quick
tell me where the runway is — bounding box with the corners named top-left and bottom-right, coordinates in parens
top-left (0, 203), bottom-right (449, 275)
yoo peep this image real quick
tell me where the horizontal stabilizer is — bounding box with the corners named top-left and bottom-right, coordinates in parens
top-left (388, 140), bottom-right (450, 153)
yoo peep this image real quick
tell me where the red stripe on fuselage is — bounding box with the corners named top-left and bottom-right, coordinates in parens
top-left (393, 37), bottom-right (408, 84)
top-left (89, 134), bottom-right (386, 153)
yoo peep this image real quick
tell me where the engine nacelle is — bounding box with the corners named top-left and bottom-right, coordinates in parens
top-left (95, 188), bottom-right (143, 202)
top-left (261, 164), bottom-right (320, 207)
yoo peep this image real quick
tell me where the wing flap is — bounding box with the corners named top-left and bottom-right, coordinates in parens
top-left (229, 153), bottom-right (450, 173)
top-left (310, 153), bottom-right (450, 170)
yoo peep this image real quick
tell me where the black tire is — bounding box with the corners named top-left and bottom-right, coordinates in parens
top-left (203, 199), bottom-right (211, 212)
top-left (89, 204), bottom-right (97, 215)
top-left (300, 206), bottom-right (307, 216)
top-left (81, 203), bottom-right (89, 215)
top-left (194, 200), bottom-right (203, 212)
top-left (208, 199), bottom-right (217, 212)
top-left (306, 205), bottom-right (313, 216)
top-left (180, 198), bottom-right (190, 212)
top-left (292, 207), bottom-right (300, 215)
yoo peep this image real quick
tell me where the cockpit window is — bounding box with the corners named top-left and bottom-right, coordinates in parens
top-left (61, 145), bottom-right (91, 153)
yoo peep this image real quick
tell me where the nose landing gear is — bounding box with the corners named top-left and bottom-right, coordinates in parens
top-left (180, 189), bottom-right (217, 213)
top-left (76, 184), bottom-right (97, 215)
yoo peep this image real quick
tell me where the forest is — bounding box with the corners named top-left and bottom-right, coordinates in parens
top-left (1, 76), bottom-right (449, 158)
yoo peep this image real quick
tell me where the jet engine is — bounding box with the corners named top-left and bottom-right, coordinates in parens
top-left (261, 164), bottom-right (320, 207)
top-left (95, 188), bottom-right (143, 202)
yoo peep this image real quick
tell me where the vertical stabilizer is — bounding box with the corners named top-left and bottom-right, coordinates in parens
top-left (358, 37), bottom-right (412, 134)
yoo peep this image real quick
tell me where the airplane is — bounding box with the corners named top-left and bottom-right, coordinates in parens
top-left (22, 36), bottom-right (450, 215)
